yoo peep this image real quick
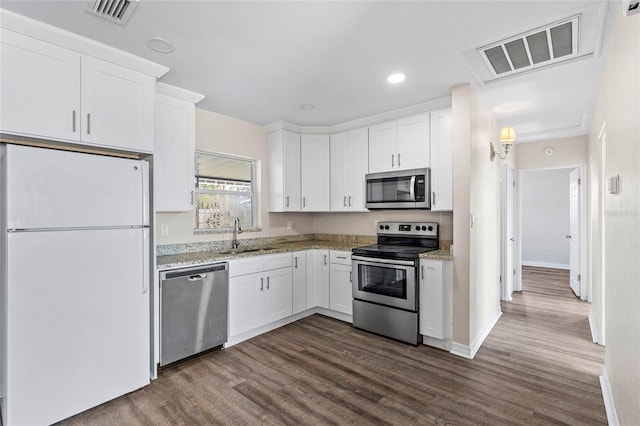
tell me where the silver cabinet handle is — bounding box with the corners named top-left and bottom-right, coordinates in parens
top-left (510, 237), bottom-right (515, 242)
top-left (303, 197), bottom-right (306, 208)
top-left (398, 153), bottom-right (401, 167)
top-left (421, 265), bottom-right (424, 280)
top-left (286, 196), bottom-right (290, 207)
top-left (260, 277), bottom-right (264, 291)
top-left (72, 110), bottom-right (76, 132)
top-left (344, 196), bottom-right (347, 207)
top-left (324, 254), bottom-right (327, 266)
top-left (294, 257), bottom-right (298, 269)
top-left (432, 191), bottom-right (436, 206)
top-left (336, 256), bottom-right (347, 259)
top-left (565, 235), bottom-right (572, 239)
top-left (187, 273), bottom-right (206, 281)
top-left (191, 190), bottom-right (194, 206)
top-left (391, 154), bottom-right (395, 168)
top-left (87, 113), bottom-right (91, 134)
top-left (350, 271), bottom-right (352, 283)
top-left (267, 276), bottom-right (270, 290)
top-left (348, 196), bottom-right (352, 206)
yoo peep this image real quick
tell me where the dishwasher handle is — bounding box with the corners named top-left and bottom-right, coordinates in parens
top-left (162, 262), bottom-right (228, 280)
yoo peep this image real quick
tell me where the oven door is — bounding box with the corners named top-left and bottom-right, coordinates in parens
top-left (352, 255), bottom-right (417, 311)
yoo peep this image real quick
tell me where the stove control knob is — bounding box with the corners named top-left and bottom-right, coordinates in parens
top-left (415, 226), bottom-right (420, 231)
top-left (427, 226), bottom-right (433, 231)
top-left (422, 226), bottom-right (427, 231)
top-left (379, 225), bottom-right (384, 230)
top-left (384, 225), bottom-right (389, 230)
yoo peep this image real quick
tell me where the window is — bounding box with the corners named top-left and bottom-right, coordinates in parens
top-left (194, 152), bottom-right (256, 231)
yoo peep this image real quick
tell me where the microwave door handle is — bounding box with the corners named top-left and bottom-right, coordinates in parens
top-left (410, 175), bottom-right (416, 201)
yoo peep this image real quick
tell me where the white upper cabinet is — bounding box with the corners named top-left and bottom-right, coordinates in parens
top-left (0, 29), bottom-right (81, 142)
top-left (397, 113), bottom-right (430, 170)
top-left (268, 129), bottom-right (301, 212)
top-left (429, 108), bottom-right (453, 211)
top-left (368, 121), bottom-right (397, 173)
top-left (330, 127), bottom-right (368, 211)
top-left (154, 84), bottom-right (204, 212)
top-left (0, 29), bottom-right (155, 152)
top-left (80, 56), bottom-right (155, 152)
top-left (301, 134), bottom-right (330, 211)
top-left (368, 113), bottom-right (430, 173)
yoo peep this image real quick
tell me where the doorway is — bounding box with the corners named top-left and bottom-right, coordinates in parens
top-left (518, 166), bottom-right (583, 297)
top-left (500, 164), bottom-right (516, 301)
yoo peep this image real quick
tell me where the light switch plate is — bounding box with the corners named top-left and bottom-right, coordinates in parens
top-left (160, 224), bottom-right (169, 236)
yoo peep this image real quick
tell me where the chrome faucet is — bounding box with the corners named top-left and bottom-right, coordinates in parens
top-left (232, 217), bottom-right (242, 249)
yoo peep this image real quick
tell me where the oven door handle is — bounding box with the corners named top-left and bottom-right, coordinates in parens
top-left (352, 255), bottom-right (416, 267)
top-left (410, 175), bottom-right (416, 201)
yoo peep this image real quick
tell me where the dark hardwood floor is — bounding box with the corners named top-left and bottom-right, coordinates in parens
top-left (59, 266), bottom-right (605, 425)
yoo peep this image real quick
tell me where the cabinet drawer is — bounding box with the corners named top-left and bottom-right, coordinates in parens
top-left (229, 257), bottom-right (263, 277)
top-left (330, 251), bottom-right (352, 265)
top-left (263, 253), bottom-right (292, 271)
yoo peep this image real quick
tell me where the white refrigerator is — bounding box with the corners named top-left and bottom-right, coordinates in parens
top-left (1, 144), bottom-right (151, 425)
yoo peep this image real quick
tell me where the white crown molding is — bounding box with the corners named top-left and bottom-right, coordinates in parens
top-left (156, 82), bottom-right (204, 104)
top-left (263, 96), bottom-right (452, 135)
top-left (0, 9), bottom-right (169, 78)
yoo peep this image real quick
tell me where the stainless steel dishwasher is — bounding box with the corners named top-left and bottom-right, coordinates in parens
top-left (159, 262), bottom-right (229, 366)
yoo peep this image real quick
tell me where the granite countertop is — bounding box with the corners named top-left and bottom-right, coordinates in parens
top-left (158, 240), bottom-right (453, 269)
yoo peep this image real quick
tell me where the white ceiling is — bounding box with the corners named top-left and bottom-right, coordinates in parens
top-left (0, 1), bottom-right (619, 143)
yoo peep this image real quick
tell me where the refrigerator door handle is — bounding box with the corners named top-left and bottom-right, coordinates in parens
top-left (140, 161), bottom-right (150, 226)
top-left (142, 227), bottom-right (149, 294)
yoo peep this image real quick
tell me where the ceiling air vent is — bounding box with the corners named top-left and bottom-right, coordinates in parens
top-left (480, 16), bottom-right (579, 78)
top-left (85, 0), bottom-right (138, 26)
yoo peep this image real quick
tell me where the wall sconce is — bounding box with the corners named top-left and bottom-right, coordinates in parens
top-left (490, 126), bottom-right (516, 161)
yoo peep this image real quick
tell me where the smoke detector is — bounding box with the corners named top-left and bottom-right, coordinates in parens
top-left (85, 0), bottom-right (138, 26)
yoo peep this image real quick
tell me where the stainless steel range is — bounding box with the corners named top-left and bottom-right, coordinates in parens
top-left (352, 221), bottom-right (439, 345)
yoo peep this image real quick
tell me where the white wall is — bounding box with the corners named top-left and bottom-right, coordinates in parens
top-left (520, 168), bottom-right (572, 269)
top-left (587, 10), bottom-right (640, 425)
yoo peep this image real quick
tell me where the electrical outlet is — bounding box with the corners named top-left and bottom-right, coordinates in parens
top-left (286, 220), bottom-right (292, 229)
top-left (160, 224), bottom-right (169, 237)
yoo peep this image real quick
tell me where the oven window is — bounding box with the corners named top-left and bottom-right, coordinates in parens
top-left (357, 264), bottom-right (407, 299)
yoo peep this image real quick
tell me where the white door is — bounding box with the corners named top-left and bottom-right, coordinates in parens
top-left (6, 145), bottom-right (147, 229)
top-left (283, 130), bottom-right (301, 211)
top-left (368, 121), bottom-right (396, 173)
top-left (330, 132), bottom-right (348, 211)
top-left (346, 127), bottom-right (369, 210)
top-left (264, 268), bottom-right (293, 323)
top-left (81, 56), bottom-right (154, 152)
top-left (502, 165), bottom-right (516, 300)
top-left (292, 252), bottom-right (307, 314)
top-left (396, 112), bottom-right (430, 170)
top-left (329, 264), bottom-right (353, 315)
top-left (301, 134), bottom-right (330, 211)
top-left (429, 108), bottom-right (453, 211)
top-left (0, 29), bottom-right (81, 141)
top-left (228, 273), bottom-right (264, 336)
top-left (419, 260), bottom-right (444, 339)
top-left (569, 168), bottom-right (581, 297)
top-left (6, 229), bottom-right (149, 425)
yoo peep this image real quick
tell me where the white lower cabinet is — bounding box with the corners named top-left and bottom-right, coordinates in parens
top-left (329, 251), bottom-right (353, 315)
top-left (229, 254), bottom-right (293, 337)
top-left (292, 251), bottom-right (307, 315)
top-left (305, 249), bottom-right (329, 309)
top-left (419, 259), bottom-right (452, 343)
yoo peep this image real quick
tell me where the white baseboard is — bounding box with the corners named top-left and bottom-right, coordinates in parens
top-left (315, 307), bottom-right (352, 324)
top-left (521, 260), bottom-right (570, 270)
top-left (450, 309), bottom-right (502, 360)
top-left (600, 368), bottom-right (619, 426)
top-left (588, 313), bottom-right (599, 344)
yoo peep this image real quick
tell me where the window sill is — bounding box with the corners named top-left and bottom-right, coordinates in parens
top-left (193, 227), bottom-right (262, 235)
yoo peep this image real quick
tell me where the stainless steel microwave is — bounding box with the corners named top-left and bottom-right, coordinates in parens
top-left (365, 168), bottom-right (431, 209)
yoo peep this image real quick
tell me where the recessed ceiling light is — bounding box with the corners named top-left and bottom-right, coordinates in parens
top-left (145, 36), bottom-right (174, 53)
top-left (299, 104), bottom-right (316, 110)
top-left (387, 73), bottom-right (406, 84)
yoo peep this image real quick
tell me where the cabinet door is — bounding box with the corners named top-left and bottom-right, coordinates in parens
top-left (0, 29), bottom-right (81, 141)
top-left (292, 251), bottom-right (307, 315)
top-left (346, 127), bottom-right (369, 210)
top-left (301, 134), bottom-right (330, 211)
top-left (264, 267), bottom-right (293, 323)
top-left (154, 94), bottom-right (195, 212)
top-left (330, 132), bottom-right (348, 212)
top-left (397, 112), bottom-right (430, 170)
top-left (419, 260), bottom-right (444, 339)
top-left (283, 130), bottom-right (301, 211)
top-left (80, 56), bottom-right (155, 152)
top-left (306, 249), bottom-right (329, 309)
top-left (430, 108), bottom-right (453, 211)
top-left (329, 263), bottom-right (353, 315)
top-left (229, 273), bottom-right (264, 336)
top-left (368, 121), bottom-right (396, 173)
